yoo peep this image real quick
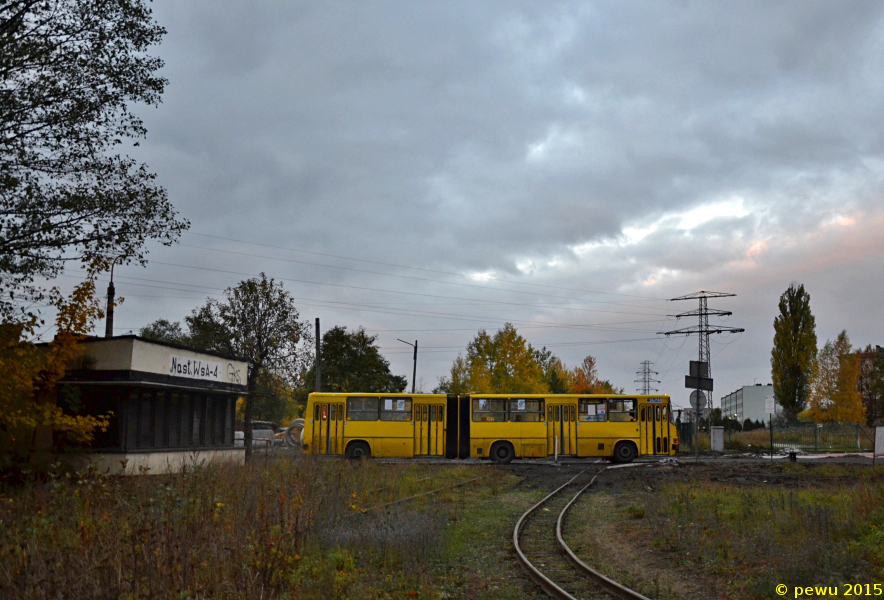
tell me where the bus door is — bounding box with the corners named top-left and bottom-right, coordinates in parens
top-left (415, 404), bottom-right (445, 456)
top-left (430, 404), bottom-right (444, 455)
top-left (312, 402), bottom-right (344, 455)
top-left (546, 404), bottom-right (576, 455)
top-left (640, 401), bottom-right (669, 455)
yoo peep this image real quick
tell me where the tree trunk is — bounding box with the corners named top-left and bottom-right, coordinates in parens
top-left (244, 369), bottom-right (257, 459)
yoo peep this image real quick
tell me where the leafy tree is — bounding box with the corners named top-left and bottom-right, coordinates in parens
top-left (771, 283), bottom-right (817, 421)
top-left (303, 326), bottom-right (406, 394)
top-left (569, 355), bottom-right (621, 394)
top-left (139, 319), bottom-right (186, 345)
top-left (858, 345), bottom-right (884, 426)
top-left (0, 0), bottom-right (188, 319)
top-left (807, 331), bottom-right (864, 424)
top-left (244, 371), bottom-right (297, 426)
top-left (184, 274), bottom-right (312, 456)
top-left (533, 346), bottom-right (572, 393)
top-left (1, 265), bottom-right (110, 475)
top-left (438, 324), bottom-right (547, 394)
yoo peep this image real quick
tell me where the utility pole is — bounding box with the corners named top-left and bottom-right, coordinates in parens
top-left (315, 318), bottom-right (321, 393)
top-left (658, 291), bottom-right (745, 456)
top-left (104, 256), bottom-right (124, 338)
top-left (634, 360), bottom-right (660, 395)
top-left (397, 339), bottom-right (418, 393)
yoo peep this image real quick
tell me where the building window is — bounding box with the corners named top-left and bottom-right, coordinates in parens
top-left (212, 396), bottom-right (225, 445)
top-left (154, 391), bottom-right (167, 448)
top-left (138, 389), bottom-right (154, 449)
top-left (168, 393), bottom-right (181, 447)
top-left (224, 397), bottom-right (233, 445)
top-left (192, 394), bottom-right (204, 446)
top-left (182, 393), bottom-right (194, 446)
top-left (116, 387), bottom-right (237, 450)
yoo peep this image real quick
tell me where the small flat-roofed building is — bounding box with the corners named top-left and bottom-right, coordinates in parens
top-left (57, 335), bottom-right (247, 474)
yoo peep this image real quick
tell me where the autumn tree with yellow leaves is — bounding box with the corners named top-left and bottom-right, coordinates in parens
top-left (437, 324), bottom-right (621, 395)
top-left (807, 330), bottom-right (864, 424)
top-left (0, 268), bottom-right (110, 473)
top-left (438, 324), bottom-right (547, 394)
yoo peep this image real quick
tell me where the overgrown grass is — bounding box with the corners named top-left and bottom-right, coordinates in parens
top-left (725, 425), bottom-right (875, 453)
top-left (645, 479), bottom-right (884, 598)
top-left (432, 480), bottom-right (545, 600)
top-left (565, 467), bottom-right (884, 599)
top-left (0, 457), bottom-right (511, 599)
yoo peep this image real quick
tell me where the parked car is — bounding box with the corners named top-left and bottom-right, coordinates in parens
top-left (234, 420), bottom-right (277, 448)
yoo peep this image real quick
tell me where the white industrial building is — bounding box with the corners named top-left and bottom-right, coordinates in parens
top-left (720, 384), bottom-right (781, 424)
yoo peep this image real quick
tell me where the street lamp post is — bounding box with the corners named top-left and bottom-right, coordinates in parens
top-left (105, 256), bottom-right (125, 338)
top-left (397, 339), bottom-right (418, 394)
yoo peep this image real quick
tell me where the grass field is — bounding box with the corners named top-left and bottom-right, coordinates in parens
top-left (4, 457), bottom-right (882, 600)
top-left (564, 463), bottom-right (884, 600)
top-left (0, 457), bottom-right (547, 600)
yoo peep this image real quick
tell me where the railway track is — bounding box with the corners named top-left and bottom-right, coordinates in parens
top-left (513, 466), bottom-right (652, 600)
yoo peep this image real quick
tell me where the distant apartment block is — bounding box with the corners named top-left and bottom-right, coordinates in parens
top-left (720, 384), bottom-right (780, 424)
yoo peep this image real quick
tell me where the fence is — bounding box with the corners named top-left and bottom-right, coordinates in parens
top-left (677, 421), bottom-right (875, 454)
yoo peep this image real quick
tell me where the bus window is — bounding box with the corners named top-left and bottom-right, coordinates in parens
top-left (609, 399), bottom-right (637, 422)
top-left (509, 398), bottom-right (544, 422)
top-left (347, 397), bottom-right (379, 421)
top-left (314, 404), bottom-right (320, 420)
top-left (579, 399), bottom-right (607, 422)
top-left (472, 398), bottom-right (507, 422)
top-left (330, 405), bottom-right (336, 420)
top-left (570, 406), bottom-right (575, 422)
top-left (380, 397), bottom-right (412, 421)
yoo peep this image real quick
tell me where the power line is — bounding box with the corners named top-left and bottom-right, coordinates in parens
top-left (56, 272), bottom-right (664, 336)
top-left (188, 231), bottom-right (666, 301)
top-left (176, 242), bottom-right (668, 311)
top-left (149, 260), bottom-right (671, 320)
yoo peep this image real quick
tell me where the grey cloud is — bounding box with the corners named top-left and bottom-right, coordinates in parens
top-left (100, 0), bottom-right (884, 400)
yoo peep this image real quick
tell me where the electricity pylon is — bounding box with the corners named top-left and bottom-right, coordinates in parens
top-left (657, 290), bottom-right (745, 379)
top-left (635, 360), bottom-right (660, 394)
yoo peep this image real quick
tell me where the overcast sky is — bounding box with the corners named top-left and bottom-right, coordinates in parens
top-left (64, 0), bottom-right (884, 410)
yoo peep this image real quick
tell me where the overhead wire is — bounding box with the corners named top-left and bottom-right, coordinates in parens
top-left (56, 271), bottom-right (666, 336)
top-left (176, 242), bottom-right (669, 312)
top-left (149, 260), bottom-right (671, 320)
top-left (187, 231), bottom-right (667, 301)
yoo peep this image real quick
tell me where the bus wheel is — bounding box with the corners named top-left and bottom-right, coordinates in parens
top-left (346, 441), bottom-right (371, 460)
top-left (613, 442), bottom-right (637, 464)
top-left (490, 442), bottom-right (515, 464)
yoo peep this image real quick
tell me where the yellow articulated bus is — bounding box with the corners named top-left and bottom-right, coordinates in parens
top-left (303, 392), bottom-right (677, 463)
